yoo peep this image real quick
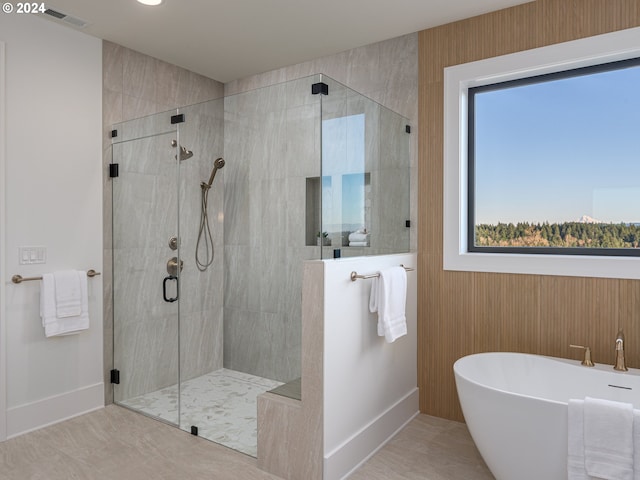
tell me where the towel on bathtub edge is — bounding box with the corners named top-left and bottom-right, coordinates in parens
top-left (568, 399), bottom-right (589, 480)
top-left (584, 397), bottom-right (634, 480)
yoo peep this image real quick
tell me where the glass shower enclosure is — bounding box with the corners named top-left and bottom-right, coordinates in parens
top-left (109, 74), bottom-right (410, 457)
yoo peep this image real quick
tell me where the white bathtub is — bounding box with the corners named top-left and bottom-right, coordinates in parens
top-left (454, 352), bottom-right (640, 480)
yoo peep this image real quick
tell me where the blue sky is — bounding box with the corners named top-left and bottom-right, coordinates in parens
top-left (474, 62), bottom-right (640, 225)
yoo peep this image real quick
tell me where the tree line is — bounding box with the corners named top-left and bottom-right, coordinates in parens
top-left (475, 221), bottom-right (640, 248)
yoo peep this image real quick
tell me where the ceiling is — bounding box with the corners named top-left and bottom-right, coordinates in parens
top-left (42, 0), bottom-right (531, 83)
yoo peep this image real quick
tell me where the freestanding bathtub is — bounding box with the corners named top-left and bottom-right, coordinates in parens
top-left (454, 352), bottom-right (640, 480)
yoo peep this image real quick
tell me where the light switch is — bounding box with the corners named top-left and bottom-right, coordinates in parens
top-left (18, 246), bottom-right (46, 265)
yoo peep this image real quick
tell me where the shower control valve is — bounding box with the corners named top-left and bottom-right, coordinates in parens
top-left (167, 257), bottom-right (184, 276)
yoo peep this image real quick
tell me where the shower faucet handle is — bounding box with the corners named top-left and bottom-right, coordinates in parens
top-left (570, 344), bottom-right (595, 367)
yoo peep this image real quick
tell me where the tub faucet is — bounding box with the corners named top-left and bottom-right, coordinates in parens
top-left (569, 344), bottom-right (594, 366)
top-left (614, 329), bottom-right (628, 372)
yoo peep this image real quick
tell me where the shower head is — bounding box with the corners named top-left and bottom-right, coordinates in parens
top-left (171, 140), bottom-right (194, 161)
top-left (179, 146), bottom-right (193, 161)
top-left (203, 157), bottom-right (225, 189)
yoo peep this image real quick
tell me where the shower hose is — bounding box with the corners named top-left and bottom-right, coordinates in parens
top-left (195, 184), bottom-right (214, 271)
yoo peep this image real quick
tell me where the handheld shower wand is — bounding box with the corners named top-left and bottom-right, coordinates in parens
top-left (202, 158), bottom-right (226, 190)
top-left (196, 157), bottom-right (225, 271)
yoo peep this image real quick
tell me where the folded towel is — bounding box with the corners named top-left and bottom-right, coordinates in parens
top-left (584, 397), bottom-right (634, 480)
top-left (40, 273), bottom-right (56, 327)
top-left (40, 271), bottom-right (90, 337)
top-left (54, 270), bottom-right (82, 317)
top-left (568, 399), bottom-right (589, 480)
top-left (348, 232), bottom-right (368, 242)
top-left (634, 409), bottom-right (640, 480)
top-left (349, 241), bottom-right (368, 247)
top-left (368, 266), bottom-right (407, 343)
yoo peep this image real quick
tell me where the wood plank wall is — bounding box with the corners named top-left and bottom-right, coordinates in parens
top-left (418, 0), bottom-right (640, 421)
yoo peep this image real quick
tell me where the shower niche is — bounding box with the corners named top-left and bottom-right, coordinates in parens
top-left (109, 74), bottom-right (410, 458)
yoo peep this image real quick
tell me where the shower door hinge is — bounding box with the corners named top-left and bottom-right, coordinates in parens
top-left (111, 129), bottom-right (118, 138)
top-left (170, 113), bottom-right (185, 124)
top-left (109, 163), bottom-right (119, 178)
top-left (311, 82), bottom-right (329, 95)
top-left (405, 125), bottom-right (411, 134)
top-left (110, 369), bottom-right (120, 384)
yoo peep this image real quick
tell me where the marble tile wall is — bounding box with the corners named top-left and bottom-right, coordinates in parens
top-left (111, 129), bottom-right (180, 403)
top-left (110, 98), bottom-right (225, 402)
top-left (223, 34), bottom-right (417, 383)
top-left (225, 33), bottom-right (419, 252)
top-left (103, 41), bottom-right (224, 404)
top-left (222, 76), bottom-right (321, 383)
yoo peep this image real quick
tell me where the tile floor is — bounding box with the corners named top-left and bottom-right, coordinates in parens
top-left (0, 405), bottom-right (494, 479)
top-left (119, 369), bottom-right (282, 457)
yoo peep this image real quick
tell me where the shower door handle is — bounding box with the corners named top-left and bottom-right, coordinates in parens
top-left (163, 275), bottom-right (179, 303)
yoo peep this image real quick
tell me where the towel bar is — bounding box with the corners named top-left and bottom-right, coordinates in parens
top-left (11, 269), bottom-right (101, 284)
top-left (350, 265), bottom-right (414, 282)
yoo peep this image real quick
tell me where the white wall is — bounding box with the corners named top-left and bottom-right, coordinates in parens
top-left (323, 253), bottom-right (418, 479)
top-left (1, 39), bottom-right (7, 441)
top-left (0, 13), bottom-right (103, 439)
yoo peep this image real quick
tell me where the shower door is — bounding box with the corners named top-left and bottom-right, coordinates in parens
top-left (111, 113), bottom-right (182, 427)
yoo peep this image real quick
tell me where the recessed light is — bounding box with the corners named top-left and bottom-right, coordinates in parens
top-left (137, 0), bottom-right (163, 5)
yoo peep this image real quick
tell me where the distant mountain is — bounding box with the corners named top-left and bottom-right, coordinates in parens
top-left (577, 215), bottom-right (601, 224)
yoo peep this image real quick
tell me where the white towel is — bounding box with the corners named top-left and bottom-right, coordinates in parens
top-left (349, 241), bottom-right (368, 247)
top-left (568, 399), bottom-right (590, 480)
top-left (348, 232), bottom-right (368, 242)
top-left (583, 397), bottom-right (634, 480)
top-left (54, 270), bottom-right (82, 317)
top-left (634, 409), bottom-right (640, 480)
top-left (40, 271), bottom-right (90, 337)
top-left (368, 266), bottom-right (407, 343)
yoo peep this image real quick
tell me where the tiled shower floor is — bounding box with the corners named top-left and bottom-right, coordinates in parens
top-left (118, 368), bottom-right (283, 457)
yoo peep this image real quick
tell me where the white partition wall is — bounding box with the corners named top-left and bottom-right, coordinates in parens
top-left (323, 253), bottom-right (418, 479)
top-left (0, 13), bottom-right (103, 439)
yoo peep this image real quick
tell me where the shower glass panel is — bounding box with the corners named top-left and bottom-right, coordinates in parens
top-left (173, 99), bottom-right (230, 445)
top-left (221, 75), bottom-right (322, 406)
top-left (112, 99), bottom-right (227, 440)
top-left (110, 73), bottom-right (409, 458)
top-left (111, 111), bottom-right (180, 427)
top-left (319, 77), bottom-right (411, 257)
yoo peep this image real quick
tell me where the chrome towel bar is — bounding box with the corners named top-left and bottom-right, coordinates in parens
top-left (350, 265), bottom-right (414, 282)
top-left (11, 269), bottom-right (101, 284)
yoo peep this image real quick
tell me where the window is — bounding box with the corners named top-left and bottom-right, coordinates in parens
top-left (443, 26), bottom-right (640, 279)
top-left (468, 58), bottom-right (640, 256)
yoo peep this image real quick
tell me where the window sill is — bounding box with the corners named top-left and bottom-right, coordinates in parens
top-left (444, 249), bottom-right (640, 280)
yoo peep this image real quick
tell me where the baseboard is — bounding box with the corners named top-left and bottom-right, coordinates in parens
top-left (6, 382), bottom-right (104, 439)
top-left (323, 387), bottom-right (419, 480)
